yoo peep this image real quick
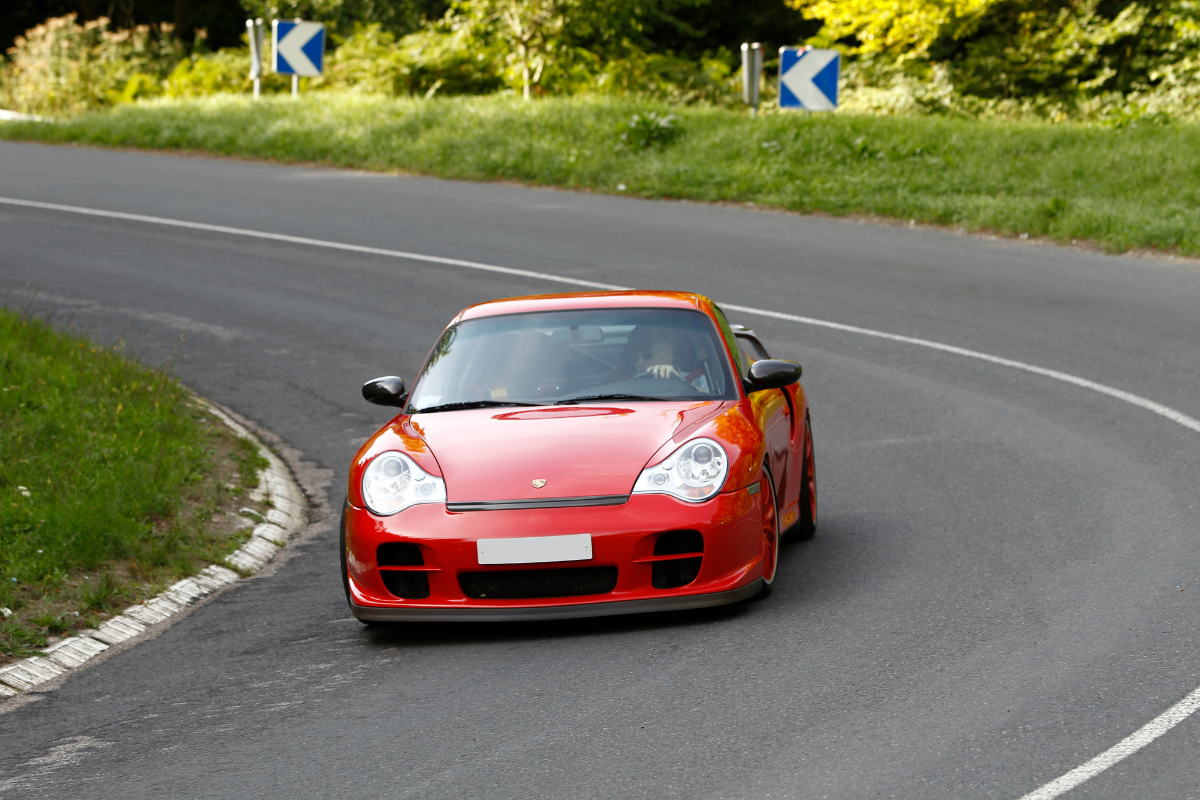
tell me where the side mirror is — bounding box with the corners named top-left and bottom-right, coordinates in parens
top-left (746, 360), bottom-right (802, 392)
top-left (362, 376), bottom-right (408, 408)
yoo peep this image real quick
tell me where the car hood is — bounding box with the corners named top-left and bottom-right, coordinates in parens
top-left (408, 401), bottom-right (729, 502)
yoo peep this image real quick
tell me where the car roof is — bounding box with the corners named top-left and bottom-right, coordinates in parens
top-left (454, 291), bottom-right (711, 323)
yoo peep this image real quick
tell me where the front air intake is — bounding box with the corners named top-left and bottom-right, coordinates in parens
top-left (377, 542), bottom-right (430, 599)
top-left (652, 530), bottom-right (703, 589)
top-left (377, 542), bottom-right (423, 567)
top-left (459, 567), bottom-right (618, 599)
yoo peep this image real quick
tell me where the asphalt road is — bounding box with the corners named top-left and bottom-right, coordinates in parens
top-left (1, 140), bottom-right (1198, 800)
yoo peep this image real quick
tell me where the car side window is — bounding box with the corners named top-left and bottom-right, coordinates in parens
top-left (711, 305), bottom-right (748, 378)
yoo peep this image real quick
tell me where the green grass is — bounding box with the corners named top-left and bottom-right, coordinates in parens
top-left (0, 309), bottom-right (268, 659)
top-left (4, 93), bottom-right (1200, 253)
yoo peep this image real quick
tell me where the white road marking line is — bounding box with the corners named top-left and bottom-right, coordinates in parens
top-left (4, 194), bottom-right (1199, 797)
top-left (1015, 685), bottom-right (1200, 800)
top-left (719, 304), bottom-right (1200, 435)
top-left (0, 197), bottom-right (622, 291)
top-left (6, 196), bottom-right (1194, 435)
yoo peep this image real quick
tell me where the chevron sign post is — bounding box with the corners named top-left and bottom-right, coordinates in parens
top-left (779, 47), bottom-right (839, 111)
top-left (272, 20), bottom-right (325, 78)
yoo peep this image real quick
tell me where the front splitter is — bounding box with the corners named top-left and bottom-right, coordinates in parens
top-left (350, 579), bottom-right (763, 622)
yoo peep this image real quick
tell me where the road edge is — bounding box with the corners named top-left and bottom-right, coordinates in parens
top-left (0, 396), bottom-right (310, 704)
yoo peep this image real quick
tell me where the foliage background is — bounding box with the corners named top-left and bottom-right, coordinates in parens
top-left (794, 0), bottom-right (1200, 119)
top-left (4, 0), bottom-right (1196, 119)
top-left (0, 0), bottom-right (817, 110)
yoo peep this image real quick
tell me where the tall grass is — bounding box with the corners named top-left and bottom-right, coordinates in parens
top-left (4, 92), bottom-right (1200, 254)
top-left (0, 309), bottom-right (210, 610)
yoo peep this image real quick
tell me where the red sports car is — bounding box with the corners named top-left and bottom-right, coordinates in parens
top-left (341, 291), bottom-right (816, 621)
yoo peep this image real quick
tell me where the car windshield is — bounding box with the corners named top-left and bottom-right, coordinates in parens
top-left (407, 308), bottom-right (738, 412)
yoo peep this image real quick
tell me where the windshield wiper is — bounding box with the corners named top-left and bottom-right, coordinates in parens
top-left (413, 400), bottom-right (545, 414)
top-left (555, 393), bottom-right (666, 405)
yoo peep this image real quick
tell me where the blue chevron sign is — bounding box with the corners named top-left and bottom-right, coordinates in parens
top-left (272, 20), bottom-right (325, 77)
top-left (779, 47), bottom-right (839, 111)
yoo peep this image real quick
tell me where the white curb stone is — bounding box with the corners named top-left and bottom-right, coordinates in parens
top-left (251, 522), bottom-right (287, 545)
top-left (90, 615), bottom-right (147, 645)
top-left (0, 657), bottom-right (66, 691)
top-left (200, 564), bottom-right (240, 584)
top-left (162, 578), bottom-right (207, 606)
top-left (226, 540), bottom-right (278, 572)
top-left (0, 402), bottom-right (306, 700)
top-left (44, 636), bottom-right (109, 669)
top-left (122, 596), bottom-right (184, 626)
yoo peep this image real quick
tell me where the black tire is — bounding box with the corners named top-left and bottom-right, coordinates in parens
top-left (792, 414), bottom-right (818, 541)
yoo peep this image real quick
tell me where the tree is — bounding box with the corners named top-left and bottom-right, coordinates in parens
top-left (451, 0), bottom-right (702, 98)
top-left (458, 0), bottom-right (564, 99)
top-left (787, 0), bottom-right (996, 59)
top-left (648, 0), bottom-right (819, 60)
top-left (791, 0), bottom-right (1200, 106)
top-left (3, 0), bottom-right (248, 51)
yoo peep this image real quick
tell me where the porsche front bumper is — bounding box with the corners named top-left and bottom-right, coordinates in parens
top-left (344, 485), bottom-right (767, 621)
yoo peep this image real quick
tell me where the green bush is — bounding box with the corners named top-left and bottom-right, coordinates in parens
top-left (0, 14), bottom-right (188, 116)
top-left (6, 0), bottom-right (1198, 121)
top-left (314, 21), bottom-right (506, 96)
top-left (0, 7), bottom-right (747, 114)
top-left (589, 49), bottom-right (740, 105)
top-left (165, 49), bottom-right (255, 98)
top-left (796, 0), bottom-right (1200, 121)
top-left (618, 110), bottom-right (680, 148)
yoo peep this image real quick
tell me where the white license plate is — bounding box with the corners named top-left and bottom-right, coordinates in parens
top-left (476, 534), bottom-right (593, 565)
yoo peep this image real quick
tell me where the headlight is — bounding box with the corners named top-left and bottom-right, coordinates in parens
top-left (361, 451), bottom-right (446, 515)
top-left (632, 438), bottom-right (729, 503)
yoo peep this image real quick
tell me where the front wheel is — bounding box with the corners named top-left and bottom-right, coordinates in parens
top-left (753, 462), bottom-right (780, 601)
top-left (792, 415), bottom-right (818, 541)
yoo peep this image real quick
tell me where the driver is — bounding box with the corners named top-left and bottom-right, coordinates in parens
top-left (627, 328), bottom-right (710, 393)
top-left (635, 338), bottom-right (685, 380)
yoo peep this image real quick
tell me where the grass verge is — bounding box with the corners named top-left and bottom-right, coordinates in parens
top-left (3, 93), bottom-right (1200, 255)
top-left (0, 308), bottom-right (269, 663)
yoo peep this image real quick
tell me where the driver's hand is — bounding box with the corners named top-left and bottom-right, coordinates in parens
top-left (644, 364), bottom-right (683, 379)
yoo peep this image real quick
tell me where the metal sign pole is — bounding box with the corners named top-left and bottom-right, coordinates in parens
top-left (254, 19), bottom-right (264, 98)
top-left (270, 18), bottom-right (278, 79)
top-left (292, 18), bottom-right (301, 97)
top-left (754, 43), bottom-right (763, 111)
top-left (741, 42), bottom-right (763, 117)
top-left (247, 19), bottom-right (261, 99)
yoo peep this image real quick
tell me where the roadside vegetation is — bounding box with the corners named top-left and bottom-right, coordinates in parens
top-left (0, 308), bottom-right (269, 663)
top-left (1, 0), bottom-right (1197, 254)
top-left (4, 0), bottom-right (1200, 120)
top-left (4, 93), bottom-right (1199, 255)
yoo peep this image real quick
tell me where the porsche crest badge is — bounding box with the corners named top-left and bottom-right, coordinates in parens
top-left (531, 479), bottom-right (547, 489)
